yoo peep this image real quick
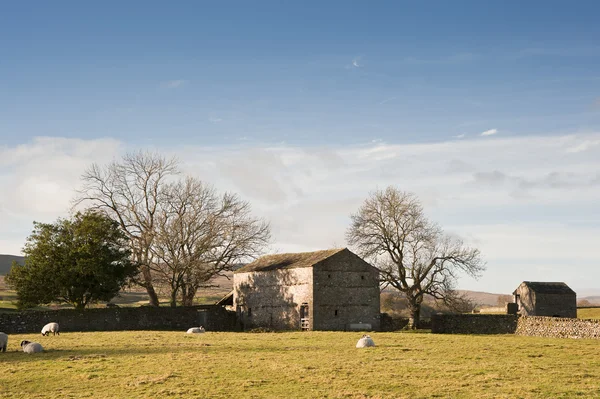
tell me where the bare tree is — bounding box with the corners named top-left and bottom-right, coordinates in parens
top-left (496, 294), bottom-right (513, 307)
top-left (346, 187), bottom-right (485, 328)
top-left (74, 151), bottom-right (179, 307)
top-left (150, 177), bottom-right (271, 307)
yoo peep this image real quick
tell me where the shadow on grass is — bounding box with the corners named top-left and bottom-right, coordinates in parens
top-left (0, 348), bottom-right (203, 365)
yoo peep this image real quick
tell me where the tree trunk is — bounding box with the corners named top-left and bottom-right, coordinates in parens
top-left (169, 289), bottom-right (178, 308)
top-left (182, 285), bottom-right (196, 307)
top-left (140, 265), bottom-right (160, 307)
top-left (145, 283), bottom-right (160, 307)
top-left (407, 300), bottom-right (421, 330)
top-left (181, 284), bottom-right (188, 306)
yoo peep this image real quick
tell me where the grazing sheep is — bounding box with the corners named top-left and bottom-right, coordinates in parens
top-left (41, 322), bottom-right (60, 336)
top-left (186, 326), bottom-right (206, 334)
top-left (21, 340), bottom-right (44, 354)
top-left (0, 332), bottom-right (7, 352)
top-left (356, 334), bottom-right (376, 348)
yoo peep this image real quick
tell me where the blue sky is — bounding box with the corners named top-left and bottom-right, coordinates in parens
top-left (1, 2), bottom-right (600, 294)
top-left (2, 1), bottom-right (599, 146)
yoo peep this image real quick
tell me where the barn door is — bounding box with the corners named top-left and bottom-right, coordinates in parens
top-left (300, 303), bottom-right (310, 331)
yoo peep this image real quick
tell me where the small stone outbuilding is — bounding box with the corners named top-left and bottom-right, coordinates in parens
top-left (513, 281), bottom-right (576, 318)
top-left (233, 248), bottom-right (380, 331)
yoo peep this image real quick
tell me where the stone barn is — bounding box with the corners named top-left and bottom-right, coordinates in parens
top-left (513, 281), bottom-right (576, 318)
top-left (233, 248), bottom-right (380, 331)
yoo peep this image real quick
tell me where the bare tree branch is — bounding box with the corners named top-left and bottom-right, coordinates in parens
top-left (149, 177), bottom-right (271, 306)
top-left (346, 187), bottom-right (485, 328)
top-left (73, 151), bottom-right (179, 306)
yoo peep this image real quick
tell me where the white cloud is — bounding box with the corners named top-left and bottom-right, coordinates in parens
top-left (208, 117), bottom-right (223, 123)
top-left (454, 133), bottom-right (466, 139)
top-left (351, 56), bottom-right (362, 68)
top-left (3, 132), bottom-right (600, 293)
top-left (0, 137), bottom-right (123, 254)
top-left (480, 128), bottom-right (498, 136)
top-left (566, 139), bottom-right (600, 153)
top-left (161, 80), bottom-right (187, 89)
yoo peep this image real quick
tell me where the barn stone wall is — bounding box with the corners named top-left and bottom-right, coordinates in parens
top-left (233, 268), bottom-right (312, 330)
top-left (515, 283), bottom-right (535, 316)
top-left (533, 293), bottom-right (577, 318)
top-left (0, 305), bottom-right (237, 334)
top-left (514, 283), bottom-right (577, 318)
top-left (313, 250), bottom-right (380, 331)
top-left (432, 314), bottom-right (600, 339)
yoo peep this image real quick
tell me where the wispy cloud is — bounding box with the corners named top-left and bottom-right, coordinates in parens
top-left (378, 97), bottom-right (396, 105)
top-left (470, 170), bottom-right (595, 191)
top-left (454, 133), bottom-right (466, 139)
top-left (480, 129), bottom-right (498, 137)
top-left (4, 132), bottom-right (600, 293)
top-left (351, 56), bottom-right (362, 68)
top-left (515, 46), bottom-right (600, 58)
top-left (208, 117), bottom-right (223, 124)
top-left (566, 139), bottom-right (600, 153)
top-left (401, 52), bottom-right (475, 65)
top-left (161, 80), bottom-right (188, 89)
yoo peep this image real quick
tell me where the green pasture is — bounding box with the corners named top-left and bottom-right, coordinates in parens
top-left (577, 307), bottom-right (600, 319)
top-left (1, 331), bottom-right (599, 398)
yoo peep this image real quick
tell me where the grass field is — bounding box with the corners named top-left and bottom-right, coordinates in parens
top-left (0, 274), bottom-right (232, 312)
top-left (577, 307), bottom-right (600, 319)
top-left (1, 331), bottom-right (600, 398)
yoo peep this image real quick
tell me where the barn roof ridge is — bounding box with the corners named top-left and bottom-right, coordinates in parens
top-left (515, 281), bottom-right (576, 295)
top-left (234, 248), bottom-right (348, 273)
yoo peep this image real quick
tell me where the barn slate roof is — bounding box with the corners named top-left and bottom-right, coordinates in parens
top-left (215, 291), bottom-right (233, 306)
top-left (234, 248), bottom-right (347, 273)
top-left (515, 281), bottom-right (576, 295)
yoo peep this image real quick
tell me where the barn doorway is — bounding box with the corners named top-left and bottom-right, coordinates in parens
top-left (300, 303), bottom-right (310, 331)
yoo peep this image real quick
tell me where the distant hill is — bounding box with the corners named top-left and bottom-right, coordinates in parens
top-left (0, 254), bottom-right (25, 275)
top-left (579, 296), bottom-right (600, 306)
top-left (458, 290), bottom-right (511, 307)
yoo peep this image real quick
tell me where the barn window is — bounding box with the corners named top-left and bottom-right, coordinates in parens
top-left (361, 275), bottom-right (365, 280)
top-left (334, 309), bottom-right (338, 316)
top-left (328, 274), bottom-right (331, 278)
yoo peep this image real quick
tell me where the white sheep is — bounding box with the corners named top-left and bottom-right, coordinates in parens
top-left (41, 322), bottom-right (60, 336)
top-left (186, 326), bottom-right (206, 334)
top-left (21, 340), bottom-right (43, 354)
top-left (356, 334), bottom-right (376, 348)
top-left (0, 332), bottom-right (7, 352)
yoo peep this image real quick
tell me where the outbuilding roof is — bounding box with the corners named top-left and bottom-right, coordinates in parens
top-left (234, 248), bottom-right (347, 273)
top-left (215, 290), bottom-right (233, 306)
top-left (514, 281), bottom-right (576, 295)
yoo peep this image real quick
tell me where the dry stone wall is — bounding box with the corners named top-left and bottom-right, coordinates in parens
top-left (432, 313), bottom-right (600, 339)
top-left (380, 314), bottom-right (409, 331)
top-left (431, 314), bottom-right (518, 334)
top-left (516, 316), bottom-right (600, 339)
top-left (0, 305), bottom-right (237, 334)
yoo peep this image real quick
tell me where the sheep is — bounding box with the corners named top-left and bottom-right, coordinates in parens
top-left (21, 340), bottom-right (44, 354)
top-left (41, 322), bottom-right (60, 336)
top-left (0, 332), bottom-right (7, 352)
top-left (186, 326), bottom-right (206, 334)
top-left (356, 334), bottom-right (375, 348)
